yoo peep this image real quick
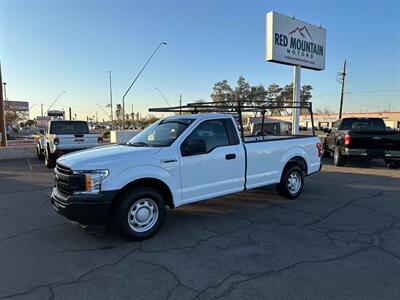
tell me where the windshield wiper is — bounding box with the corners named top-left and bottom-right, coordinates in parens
top-left (127, 141), bottom-right (151, 147)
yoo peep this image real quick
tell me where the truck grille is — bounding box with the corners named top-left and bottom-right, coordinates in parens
top-left (55, 163), bottom-right (85, 196)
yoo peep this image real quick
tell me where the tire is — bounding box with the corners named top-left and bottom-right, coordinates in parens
top-left (37, 146), bottom-right (45, 161)
top-left (334, 146), bottom-right (346, 167)
top-left (114, 187), bottom-right (166, 241)
top-left (322, 141), bottom-right (331, 158)
top-left (276, 165), bottom-right (304, 199)
top-left (45, 147), bottom-right (56, 168)
top-left (385, 160), bottom-right (400, 169)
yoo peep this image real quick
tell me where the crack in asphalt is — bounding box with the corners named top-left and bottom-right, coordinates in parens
top-left (0, 246), bottom-right (141, 299)
top-left (137, 260), bottom-right (200, 300)
top-left (0, 222), bottom-right (68, 243)
top-left (306, 191), bottom-right (384, 226)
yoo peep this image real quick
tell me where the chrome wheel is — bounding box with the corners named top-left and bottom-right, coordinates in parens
top-left (287, 171), bottom-right (301, 194)
top-left (127, 198), bottom-right (159, 233)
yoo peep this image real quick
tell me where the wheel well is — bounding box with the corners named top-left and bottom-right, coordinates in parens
top-left (111, 178), bottom-right (175, 212)
top-left (284, 156), bottom-right (308, 175)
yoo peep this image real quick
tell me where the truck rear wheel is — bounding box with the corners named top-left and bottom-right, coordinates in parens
top-left (276, 165), bottom-right (304, 199)
top-left (45, 148), bottom-right (56, 168)
top-left (37, 146), bottom-right (44, 161)
top-left (114, 187), bottom-right (166, 241)
top-left (334, 146), bottom-right (346, 167)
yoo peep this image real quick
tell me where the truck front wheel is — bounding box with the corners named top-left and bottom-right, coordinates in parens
top-left (276, 165), bottom-right (304, 199)
top-left (334, 146), bottom-right (346, 167)
top-left (114, 187), bottom-right (166, 241)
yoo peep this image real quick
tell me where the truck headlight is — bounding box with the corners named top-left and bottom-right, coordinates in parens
top-left (74, 170), bottom-right (109, 195)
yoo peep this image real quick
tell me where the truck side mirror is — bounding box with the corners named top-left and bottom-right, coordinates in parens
top-left (182, 138), bottom-right (207, 156)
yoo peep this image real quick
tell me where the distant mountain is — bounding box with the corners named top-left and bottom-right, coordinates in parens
top-left (288, 26), bottom-right (313, 40)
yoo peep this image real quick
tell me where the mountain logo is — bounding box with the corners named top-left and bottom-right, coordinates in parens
top-left (288, 26), bottom-right (313, 41)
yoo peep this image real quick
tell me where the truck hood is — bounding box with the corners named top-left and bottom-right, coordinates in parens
top-left (57, 144), bottom-right (161, 170)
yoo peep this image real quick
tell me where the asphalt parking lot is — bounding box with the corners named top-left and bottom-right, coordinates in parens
top-left (0, 158), bottom-right (399, 300)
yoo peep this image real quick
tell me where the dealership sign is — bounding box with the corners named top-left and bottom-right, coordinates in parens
top-left (5, 100), bottom-right (29, 111)
top-left (266, 11), bottom-right (326, 70)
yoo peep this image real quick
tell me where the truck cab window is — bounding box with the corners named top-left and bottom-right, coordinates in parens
top-left (182, 119), bottom-right (231, 156)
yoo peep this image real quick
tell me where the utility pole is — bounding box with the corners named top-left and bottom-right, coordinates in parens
top-left (69, 107), bottom-right (72, 120)
top-left (96, 111), bottom-right (98, 123)
top-left (41, 104), bottom-right (44, 117)
top-left (108, 71), bottom-right (113, 126)
top-left (338, 59), bottom-right (347, 119)
top-left (179, 94), bottom-right (182, 115)
top-left (0, 63), bottom-right (7, 146)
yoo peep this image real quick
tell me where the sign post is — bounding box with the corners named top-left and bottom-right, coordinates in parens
top-left (266, 11), bottom-right (326, 133)
top-left (292, 65), bottom-right (301, 134)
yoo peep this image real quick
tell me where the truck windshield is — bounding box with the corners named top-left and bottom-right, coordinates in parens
top-left (127, 119), bottom-right (194, 147)
top-left (340, 118), bottom-right (386, 132)
top-left (49, 121), bottom-right (89, 134)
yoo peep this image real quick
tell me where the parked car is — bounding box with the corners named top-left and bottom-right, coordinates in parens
top-left (323, 117), bottom-right (400, 168)
top-left (36, 120), bottom-right (103, 168)
top-left (51, 113), bottom-right (322, 240)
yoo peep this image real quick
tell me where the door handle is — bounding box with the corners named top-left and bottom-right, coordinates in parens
top-left (225, 153), bottom-right (236, 160)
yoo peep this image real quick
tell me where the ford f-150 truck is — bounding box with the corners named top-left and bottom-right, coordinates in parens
top-left (37, 120), bottom-right (103, 168)
top-left (323, 117), bottom-right (400, 168)
top-left (51, 113), bottom-right (322, 240)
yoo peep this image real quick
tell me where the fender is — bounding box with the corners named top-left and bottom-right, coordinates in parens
top-left (279, 146), bottom-right (310, 177)
top-left (101, 164), bottom-right (182, 207)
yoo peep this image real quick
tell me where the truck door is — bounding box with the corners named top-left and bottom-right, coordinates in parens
top-left (179, 119), bottom-right (242, 204)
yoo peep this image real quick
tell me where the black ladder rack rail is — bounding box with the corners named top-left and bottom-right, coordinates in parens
top-left (149, 100), bottom-right (315, 140)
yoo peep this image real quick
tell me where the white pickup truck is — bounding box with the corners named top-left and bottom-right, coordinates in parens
top-left (51, 113), bottom-right (322, 240)
top-left (37, 120), bottom-right (103, 168)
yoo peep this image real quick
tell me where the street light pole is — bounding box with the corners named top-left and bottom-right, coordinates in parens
top-left (2, 82), bottom-right (6, 101)
top-left (122, 42), bottom-right (167, 127)
top-left (155, 88), bottom-right (172, 107)
top-left (46, 90), bottom-right (66, 114)
top-left (108, 71), bottom-right (113, 127)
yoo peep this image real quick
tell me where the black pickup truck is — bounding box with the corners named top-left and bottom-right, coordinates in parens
top-left (323, 117), bottom-right (400, 168)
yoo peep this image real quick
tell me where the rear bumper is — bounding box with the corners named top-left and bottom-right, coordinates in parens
top-left (343, 148), bottom-right (400, 160)
top-left (51, 187), bottom-right (117, 224)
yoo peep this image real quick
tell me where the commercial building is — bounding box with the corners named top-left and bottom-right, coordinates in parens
top-left (248, 111), bottom-right (400, 130)
top-left (299, 111), bottom-right (400, 129)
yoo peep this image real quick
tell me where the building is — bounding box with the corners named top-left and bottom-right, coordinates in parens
top-left (249, 111), bottom-right (400, 130)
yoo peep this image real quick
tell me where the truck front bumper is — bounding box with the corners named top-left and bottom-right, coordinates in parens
top-left (343, 148), bottom-right (400, 160)
top-left (51, 187), bottom-right (117, 225)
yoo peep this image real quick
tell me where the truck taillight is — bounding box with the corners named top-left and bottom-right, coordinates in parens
top-left (344, 134), bottom-right (351, 145)
top-left (316, 142), bottom-right (323, 157)
top-left (98, 137), bottom-right (103, 143)
top-left (54, 138), bottom-right (60, 145)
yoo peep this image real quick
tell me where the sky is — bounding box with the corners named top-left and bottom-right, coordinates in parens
top-left (1, 0), bottom-right (400, 121)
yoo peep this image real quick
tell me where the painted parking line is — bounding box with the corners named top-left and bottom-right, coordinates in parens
top-left (27, 159), bottom-right (33, 171)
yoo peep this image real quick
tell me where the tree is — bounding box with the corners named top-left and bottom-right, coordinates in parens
top-left (210, 80), bottom-right (234, 106)
top-left (234, 76), bottom-right (251, 103)
top-left (210, 77), bottom-right (313, 116)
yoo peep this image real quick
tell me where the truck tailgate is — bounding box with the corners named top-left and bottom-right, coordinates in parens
top-left (348, 131), bottom-right (400, 151)
top-left (56, 134), bottom-right (100, 150)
